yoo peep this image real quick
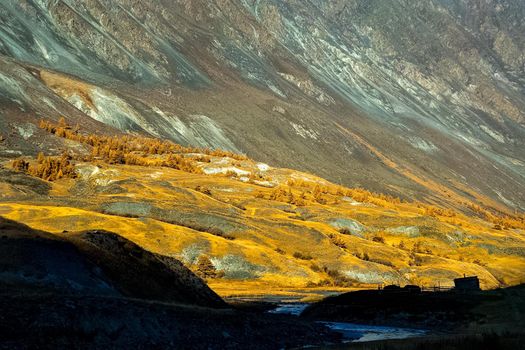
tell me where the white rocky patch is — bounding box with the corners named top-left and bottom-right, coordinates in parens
top-left (203, 166), bottom-right (251, 176)
top-left (179, 244), bottom-right (205, 265)
top-left (329, 218), bottom-right (366, 235)
top-left (408, 137), bottom-right (438, 152)
top-left (290, 122), bottom-right (319, 140)
top-left (16, 123), bottom-right (36, 140)
top-left (253, 180), bottom-right (275, 187)
top-left (278, 72), bottom-right (335, 105)
top-left (267, 82), bottom-right (287, 98)
top-left (1, 150), bottom-right (22, 155)
top-left (149, 172), bottom-right (164, 179)
top-left (90, 88), bottom-right (160, 136)
top-left (342, 197), bottom-right (363, 206)
top-left (76, 164), bottom-right (101, 179)
top-left (186, 115), bottom-right (240, 152)
top-left (457, 133), bottom-right (483, 146)
top-left (152, 107), bottom-right (189, 136)
top-left (76, 164), bottom-right (119, 185)
top-left (63, 88), bottom-right (159, 136)
top-left (34, 38), bottom-right (57, 62)
top-left (480, 125), bottom-right (506, 143)
top-left (290, 173), bottom-right (319, 183)
top-left (343, 270), bottom-right (399, 284)
top-left (256, 163), bottom-right (270, 172)
top-left (42, 97), bottom-right (59, 111)
top-left (507, 157), bottom-right (524, 166)
top-left (210, 254), bottom-right (265, 279)
top-left (94, 178), bottom-right (116, 187)
top-left (272, 105), bottom-right (286, 114)
top-left (387, 226), bottom-right (420, 238)
top-left (153, 108), bottom-right (241, 153)
top-left (0, 72), bottom-right (29, 102)
top-left (215, 188), bottom-right (236, 193)
top-left (494, 190), bottom-right (516, 208)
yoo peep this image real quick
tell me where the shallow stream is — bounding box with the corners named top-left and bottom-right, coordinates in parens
top-left (268, 302), bottom-right (427, 342)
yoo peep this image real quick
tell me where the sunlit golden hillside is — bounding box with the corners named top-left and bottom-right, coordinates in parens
top-left (1, 120), bottom-right (524, 297)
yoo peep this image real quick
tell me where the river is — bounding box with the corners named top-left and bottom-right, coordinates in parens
top-left (268, 302), bottom-right (427, 343)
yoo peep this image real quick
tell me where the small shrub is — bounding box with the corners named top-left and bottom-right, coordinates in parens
top-left (372, 235), bottom-right (385, 243)
top-left (196, 255), bottom-right (224, 279)
top-left (12, 159), bottom-right (29, 172)
top-left (224, 170), bottom-right (238, 178)
top-left (232, 202), bottom-right (247, 211)
top-left (328, 233), bottom-right (347, 249)
top-left (310, 263), bottom-right (321, 272)
top-left (409, 252), bottom-right (424, 266)
top-left (195, 185), bottom-right (212, 196)
top-left (338, 228), bottom-right (352, 235)
top-left (472, 259), bottom-right (486, 266)
top-left (306, 281), bottom-right (318, 288)
top-left (320, 266), bottom-right (355, 287)
top-left (293, 252), bottom-right (313, 260)
top-left (274, 248), bottom-right (285, 255)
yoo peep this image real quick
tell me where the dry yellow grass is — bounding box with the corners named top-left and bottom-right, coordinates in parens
top-left (3, 150), bottom-right (525, 298)
top-left (3, 119), bottom-right (525, 295)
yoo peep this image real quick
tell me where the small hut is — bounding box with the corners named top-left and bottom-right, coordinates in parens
top-left (454, 275), bottom-right (480, 291)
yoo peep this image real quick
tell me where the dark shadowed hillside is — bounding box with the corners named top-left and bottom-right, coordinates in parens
top-left (0, 216), bottom-right (225, 307)
top-left (0, 216), bottom-right (340, 349)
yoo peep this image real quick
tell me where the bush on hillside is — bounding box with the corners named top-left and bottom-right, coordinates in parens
top-left (293, 252), bottom-right (313, 260)
top-left (12, 152), bottom-right (77, 181)
top-left (328, 233), bottom-right (347, 249)
top-left (195, 255), bottom-right (224, 279)
top-left (372, 235), bottom-right (385, 243)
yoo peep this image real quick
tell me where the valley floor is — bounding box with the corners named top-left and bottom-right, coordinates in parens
top-left (0, 293), bottom-right (340, 349)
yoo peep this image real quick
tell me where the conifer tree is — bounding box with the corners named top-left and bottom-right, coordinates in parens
top-left (196, 255), bottom-right (218, 279)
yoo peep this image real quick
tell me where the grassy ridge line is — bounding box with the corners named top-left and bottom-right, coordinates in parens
top-left (14, 120), bottom-right (525, 230)
top-left (3, 120), bottom-right (525, 290)
top-left (2, 152), bottom-right (525, 289)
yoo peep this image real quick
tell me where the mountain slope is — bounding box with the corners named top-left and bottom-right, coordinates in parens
top-left (0, 0), bottom-right (524, 213)
top-left (2, 121), bottom-right (524, 293)
top-left (0, 216), bottom-right (225, 307)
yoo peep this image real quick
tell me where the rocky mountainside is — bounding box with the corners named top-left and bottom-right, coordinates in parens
top-left (0, 0), bottom-right (524, 212)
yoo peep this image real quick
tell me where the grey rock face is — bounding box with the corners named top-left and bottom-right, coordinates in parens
top-left (1, 0), bottom-right (524, 211)
top-left (329, 218), bottom-right (366, 237)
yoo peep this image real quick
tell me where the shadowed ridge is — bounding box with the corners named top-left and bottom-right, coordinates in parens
top-left (302, 283), bottom-right (525, 333)
top-left (66, 229), bottom-right (227, 308)
top-left (0, 215), bottom-right (57, 240)
top-left (0, 216), bottom-right (227, 308)
top-left (0, 216), bottom-right (118, 297)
